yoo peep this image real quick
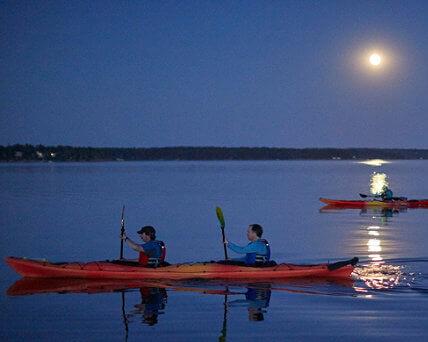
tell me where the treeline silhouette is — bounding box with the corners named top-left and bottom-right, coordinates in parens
top-left (1, 144), bottom-right (427, 162)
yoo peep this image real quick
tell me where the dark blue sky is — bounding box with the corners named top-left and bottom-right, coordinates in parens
top-left (1, 1), bottom-right (428, 148)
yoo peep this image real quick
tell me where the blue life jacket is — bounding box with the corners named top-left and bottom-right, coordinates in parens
top-left (382, 189), bottom-right (394, 200)
top-left (245, 239), bottom-right (271, 265)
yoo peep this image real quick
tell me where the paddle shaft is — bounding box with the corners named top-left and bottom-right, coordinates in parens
top-left (119, 206), bottom-right (125, 259)
top-left (221, 227), bottom-right (228, 260)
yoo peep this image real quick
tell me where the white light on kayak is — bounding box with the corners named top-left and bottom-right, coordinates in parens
top-left (370, 172), bottom-right (389, 195)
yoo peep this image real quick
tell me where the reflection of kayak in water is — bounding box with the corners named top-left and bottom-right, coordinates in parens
top-left (7, 277), bottom-right (355, 297)
top-left (319, 205), bottom-right (403, 216)
top-left (5, 257), bottom-right (358, 280)
top-left (320, 197), bottom-right (428, 208)
top-left (6, 278), bottom-right (237, 296)
top-left (7, 278), bottom-right (165, 296)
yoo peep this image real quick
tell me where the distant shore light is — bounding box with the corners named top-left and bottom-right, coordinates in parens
top-left (358, 159), bottom-right (390, 166)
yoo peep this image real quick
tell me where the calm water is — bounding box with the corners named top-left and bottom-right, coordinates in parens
top-left (1, 160), bottom-right (428, 341)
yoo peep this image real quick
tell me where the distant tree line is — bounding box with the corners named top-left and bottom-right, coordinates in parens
top-left (1, 144), bottom-right (427, 162)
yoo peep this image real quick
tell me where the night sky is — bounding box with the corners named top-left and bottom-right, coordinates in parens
top-left (1, 1), bottom-right (428, 148)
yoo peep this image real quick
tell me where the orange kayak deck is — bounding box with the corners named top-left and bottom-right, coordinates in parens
top-left (5, 256), bottom-right (357, 280)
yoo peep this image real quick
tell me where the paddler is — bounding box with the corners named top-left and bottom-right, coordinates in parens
top-left (380, 185), bottom-right (394, 201)
top-left (120, 226), bottom-right (166, 267)
top-left (225, 224), bottom-right (271, 265)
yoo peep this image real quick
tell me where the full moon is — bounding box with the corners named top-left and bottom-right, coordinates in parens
top-left (369, 53), bottom-right (382, 66)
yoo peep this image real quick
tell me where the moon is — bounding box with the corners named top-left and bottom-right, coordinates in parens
top-left (369, 53), bottom-right (382, 66)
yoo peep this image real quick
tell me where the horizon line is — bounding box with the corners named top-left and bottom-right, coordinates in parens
top-left (2, 144), bottom-right (428, 150)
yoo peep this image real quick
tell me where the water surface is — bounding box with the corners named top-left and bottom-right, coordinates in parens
top-left (1, 160), bottom-right (428, 341)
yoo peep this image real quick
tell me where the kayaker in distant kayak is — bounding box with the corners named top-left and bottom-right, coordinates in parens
top-left (121, 226), bottom-right (166, 267)
top-left (380, 185), bottom-right (394, 201)
top-left (225, 224), bottom-right (271, 265)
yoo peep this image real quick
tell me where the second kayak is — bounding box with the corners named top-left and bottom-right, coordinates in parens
top-left (319, 197), bottom-right (428, 208)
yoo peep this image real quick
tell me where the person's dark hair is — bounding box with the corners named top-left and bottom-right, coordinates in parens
top-left (137, 226), bottom-right (156, 240)
top-left (250, 224), bottom-right (263, 238)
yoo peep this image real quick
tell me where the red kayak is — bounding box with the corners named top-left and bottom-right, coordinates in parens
top-left (5, 256), bottom-right (358, 280)
top-left (320, 197), bottom-right (428, 208)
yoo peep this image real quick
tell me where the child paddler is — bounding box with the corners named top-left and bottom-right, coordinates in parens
top-left (120, 226), bottom-right (166, 267)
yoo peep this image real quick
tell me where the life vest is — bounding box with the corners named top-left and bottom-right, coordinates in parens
top-left (245, 239), bottom-right (271, 265)
top-left (381, 189), bottom-right (394, 201)
top-left (138, 241), bottom-right (166, 267)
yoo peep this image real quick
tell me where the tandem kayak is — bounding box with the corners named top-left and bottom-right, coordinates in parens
top-left (319, 197), bottom-right (428, 208)
top-left (5, 256), bottom-right (358, 280)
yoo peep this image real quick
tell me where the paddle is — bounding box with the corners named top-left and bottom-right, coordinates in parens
top-left (327, 257), bottom-right (359, 271)
top-left (118, 206), bottom-right (128, 339)
top-left (119, 206), bottom-right (125, 260)
top-left (359, 193), bottom-right (378, 199)
top-left (216, 207), bottom-right (228, 260)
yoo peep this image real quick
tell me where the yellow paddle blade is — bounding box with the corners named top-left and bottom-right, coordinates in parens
top-left (216, 207), bottom-right (225, 228)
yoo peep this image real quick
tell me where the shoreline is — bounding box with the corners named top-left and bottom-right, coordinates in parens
top-left (1, 144), bottom-right (427, 162)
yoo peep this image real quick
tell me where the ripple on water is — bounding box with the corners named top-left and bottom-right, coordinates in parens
top-left (353, 258), bottom-right (428, 297)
